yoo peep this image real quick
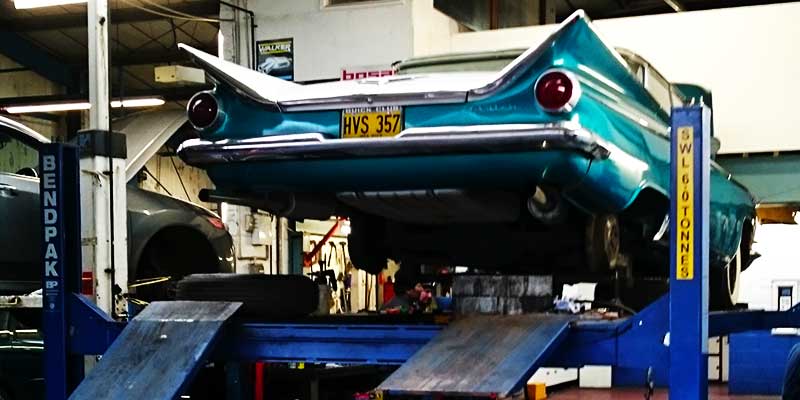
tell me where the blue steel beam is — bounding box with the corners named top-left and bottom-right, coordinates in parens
top-left (0, 31), bottom-right (76, 90)
top-left (69, 293), bottom-right (125, 355)
top-left (710, 308), bottom-right (800, 337)
top-left (551, 295), bottom-right (670, 370)
top-left (214, 323), bottom-right (443, 365)
top-left (717, 153), bottom-right (800, 205)
top-left (63, 291), bottom-right (800, 370)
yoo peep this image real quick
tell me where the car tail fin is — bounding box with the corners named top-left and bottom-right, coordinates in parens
top-left (468, 10), bottom-right (629, 101)
top-left (178, 43), bottom-right (299, 108)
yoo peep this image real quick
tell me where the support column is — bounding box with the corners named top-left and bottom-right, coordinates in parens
top-left (84, 0), bottom-right (128, 317)
top-left (669, 105), bottom-right (711, 399)
top-left (278, 217), bottom-right (290, 275)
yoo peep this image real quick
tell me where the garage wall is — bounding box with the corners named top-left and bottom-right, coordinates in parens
top-left (739, 223), bottom-right (800, 311)
top-left (417, 3), bottom-right (800, 154)
top-left (138, 152), bottom-right (216, 209)
top-left (250, 0), bottom-right (414, 81)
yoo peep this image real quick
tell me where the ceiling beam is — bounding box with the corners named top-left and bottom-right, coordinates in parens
top-left (61, 45), bottom-right (217, 66)
top-left (0, 31), bottom-right (76, 90)
top-left (111, 45), bottom-right (217, 65)
top-left (1, 2), bottom-right (219, 32)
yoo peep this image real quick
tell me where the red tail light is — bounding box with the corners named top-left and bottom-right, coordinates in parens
top-left (535, 70), bottom-right (580, 113)
top-left (187, 92), bottom-right (220, 130)
top-left (206, 216), bottom-right (226, 230)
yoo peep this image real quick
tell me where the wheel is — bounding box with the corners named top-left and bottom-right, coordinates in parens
top-left (347, 215), bottom-right (387, 275)
top-left (585, 214), bottom-right (621, 271)
top-left (134, 228), bottom-right (221, 302)
top-left (783, 343), bottom-right (800, 399)
top-left (710, 246), bottom-right (742, 310)
top-left (176, 274), bottom-right (319, 318)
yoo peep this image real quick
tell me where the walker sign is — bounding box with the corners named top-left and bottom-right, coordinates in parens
top-left (675, 126), bottom-right (694, 280)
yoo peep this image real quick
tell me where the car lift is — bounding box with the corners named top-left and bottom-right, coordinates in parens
top-left (41, 106), bottom-right (800, 400)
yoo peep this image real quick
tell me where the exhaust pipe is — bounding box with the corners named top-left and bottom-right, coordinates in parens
top-left (199, 189), bottom-right (338, 220)
top-left (200, 189), bottom-right (296, 215)
top-left (526, 186), bottom-right (566, 224)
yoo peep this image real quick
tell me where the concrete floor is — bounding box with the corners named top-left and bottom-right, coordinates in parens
top-left (548, 385), bottom-right (779, 399)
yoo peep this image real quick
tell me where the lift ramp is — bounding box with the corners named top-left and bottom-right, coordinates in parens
top-left (69, 301), bottom-right (241, 400)
top-left (378, 313), bottom-right (574, 397)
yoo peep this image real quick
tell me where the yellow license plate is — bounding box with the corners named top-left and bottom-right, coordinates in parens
top-left (341, 106), bottom-right (403, 138)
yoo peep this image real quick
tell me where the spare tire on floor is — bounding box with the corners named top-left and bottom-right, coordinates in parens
top-left (176, 274), bottom-right (319, 318)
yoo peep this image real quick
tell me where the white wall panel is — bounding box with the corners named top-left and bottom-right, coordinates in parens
top-left (740, 223), bottom-right (800, 311)
top-left (251, 0), bottom-right (413, 81)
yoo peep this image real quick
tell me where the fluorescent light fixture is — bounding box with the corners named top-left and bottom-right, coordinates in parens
top-left (4, 97), bottom-right (165, 114)
top-left (5, 102), bottom-right (90, 114)
top-left (13, 0), bottom-right (87, 9)
top-left (111, 97), bottom-right (166, 108)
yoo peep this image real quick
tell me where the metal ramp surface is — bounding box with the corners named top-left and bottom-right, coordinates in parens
top-left (378, 314), bottom-right (574, 397)
top-left (70, 301), bottom-right (241, 400)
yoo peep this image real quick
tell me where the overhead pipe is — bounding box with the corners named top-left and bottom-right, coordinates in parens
top-left (219, 1), bottom-right (257, 70)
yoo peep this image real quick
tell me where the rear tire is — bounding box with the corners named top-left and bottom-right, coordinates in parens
top-left (710, 247), bottom-right (741, 310)
top-left (176, 274), bottom-right (319, 318)
top-left (585, 214), bottom-right (621, 271)
top-left (134, 228), bottom-right (220, 302)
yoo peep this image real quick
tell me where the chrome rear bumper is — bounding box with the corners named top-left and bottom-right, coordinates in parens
top-left (178, 123), bottom-right (610, 165)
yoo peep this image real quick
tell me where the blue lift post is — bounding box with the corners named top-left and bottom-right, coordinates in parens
top-left (40, 143), bottom-right (85, 400)
top-left (670, 105), bottom-right (711, 399)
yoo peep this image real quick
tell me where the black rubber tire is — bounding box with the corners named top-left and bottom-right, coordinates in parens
top-left (710, 248), bottom-right (741, 311)
top-left (135, 228), bottom-right (221, 302)
top-left (347, 216), bottom-right (387, 275)
top-left (783, 343), bottom-right (800, 400)
top-left (176, 274), bottom-right (319, 318)
top-left (585, 214), bottom-right (621, 272)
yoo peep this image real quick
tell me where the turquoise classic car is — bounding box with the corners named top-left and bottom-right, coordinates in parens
top-left (177, 11), bottom-right (755, 310)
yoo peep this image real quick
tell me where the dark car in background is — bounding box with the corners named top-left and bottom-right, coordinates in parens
top-left (0, 115), bottom-right (234, 300)
top-left (0, 311), bottom-right (44, 400)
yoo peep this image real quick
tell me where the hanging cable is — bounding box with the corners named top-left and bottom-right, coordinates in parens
top-left (142, 167), bottom-right (173, 197)
top-left (170, 156), bottom-right (191, 201)
top-left (139, 0), bottom-right (218, 20)
top-left (119, 0), bottom-right (221, 23)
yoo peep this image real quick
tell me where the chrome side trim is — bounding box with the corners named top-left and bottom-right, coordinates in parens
top-left (178, 123), bottom-right (610, 165)
top-left (279, 91), bottom-right (468, 112)
top-left (578, 79), bottom-right (670, 137)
